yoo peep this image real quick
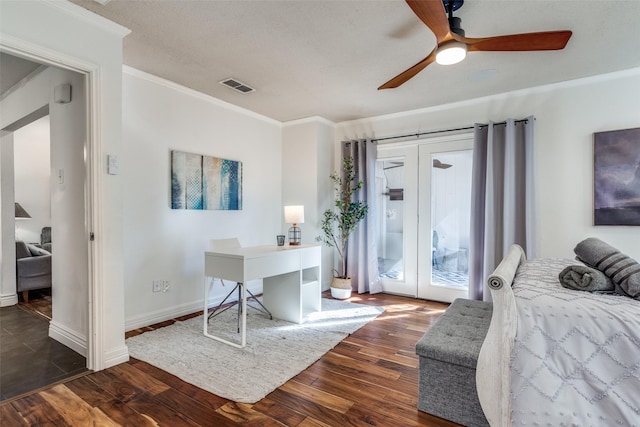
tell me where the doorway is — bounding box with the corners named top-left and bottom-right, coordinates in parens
top-left (0, 52), bottom-right (91, 400)
top-left (376, 134), bottom-right (473, 302)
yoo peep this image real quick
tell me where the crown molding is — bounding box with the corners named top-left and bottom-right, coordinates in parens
top-left (336, 67), bottom-right (640, 129)
top-left (123, 66), bottom-right (281, 126)
top-left (282, 116), bottom-right (336, 128)
top-left (45, 0), bottom-right (130, 38)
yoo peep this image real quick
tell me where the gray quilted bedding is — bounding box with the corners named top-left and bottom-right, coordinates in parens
top-left (510, 258), bottom-right (640, 427)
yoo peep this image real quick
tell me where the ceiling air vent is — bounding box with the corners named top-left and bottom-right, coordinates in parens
top-left (219, 78), bottom-right (255, 94)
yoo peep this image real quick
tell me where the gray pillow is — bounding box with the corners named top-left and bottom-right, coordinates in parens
top-left (574, 237), bottom-right (640, 299)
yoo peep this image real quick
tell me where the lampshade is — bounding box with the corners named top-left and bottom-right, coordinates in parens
top-left (435, 41), bottom-right (467, 65)
top-left (284, 205), bottom-right (304, 224)
top-left (15, 203), bottom-right (31, 219)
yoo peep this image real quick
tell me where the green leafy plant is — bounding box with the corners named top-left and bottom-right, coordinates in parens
top-left (316, 156), bottom-right (368, 279)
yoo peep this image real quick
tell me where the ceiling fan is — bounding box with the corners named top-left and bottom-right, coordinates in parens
top-left (379, 0), bottom-right (572, 89)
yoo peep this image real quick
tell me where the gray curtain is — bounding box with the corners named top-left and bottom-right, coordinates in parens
top-left (343, 139), bottom-right (382, 294)
top-left (469, 117), bottom-right (537, 300)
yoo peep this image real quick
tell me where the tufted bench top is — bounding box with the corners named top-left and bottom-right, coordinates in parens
top-left (416, 298), bottom-right (493, 368)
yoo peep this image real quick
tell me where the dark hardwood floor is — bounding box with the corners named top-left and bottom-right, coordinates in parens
top-left (0, 292), bottom-right (462, 426)
top-left (16, 289), bottom-right (52, 320)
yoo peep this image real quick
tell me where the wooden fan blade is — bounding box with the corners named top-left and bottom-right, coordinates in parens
top-left (459, 30), bottom-right (572, 52)
top-left (378, 49), bottom-right (437, 90)
top-left (406, 0), bottom-right (450, 43)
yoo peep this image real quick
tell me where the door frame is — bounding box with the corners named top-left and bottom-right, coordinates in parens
top-left (376, 132), bottom-right (474, 300)
top-left (0, 42), bottom-right (101, 370)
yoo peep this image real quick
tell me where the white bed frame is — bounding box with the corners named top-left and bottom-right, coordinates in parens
top-left (476, 244), bottom-right (526, 427)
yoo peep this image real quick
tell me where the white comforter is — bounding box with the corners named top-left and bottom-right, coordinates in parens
top-left (510, 258), bottom-right (640, 427)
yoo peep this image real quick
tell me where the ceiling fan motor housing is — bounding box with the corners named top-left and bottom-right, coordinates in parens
top-left (444, 0), bottom-right (465, 36)
top-left (448, 16), bottom-right (465, 37)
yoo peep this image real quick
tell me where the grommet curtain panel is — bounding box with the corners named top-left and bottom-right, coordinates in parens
top-left (469, 117), bottom-right (538, 301)
top-left (342, 139), bottom-right (382, 294)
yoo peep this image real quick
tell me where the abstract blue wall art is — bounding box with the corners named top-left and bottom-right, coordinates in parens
top-left (171, 150), bottom-right (243, 210)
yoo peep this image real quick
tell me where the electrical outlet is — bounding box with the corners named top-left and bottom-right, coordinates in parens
top-left (152, 280), bottom-right (162, 293)
top-left (162, 280), bottom-right (170, 292)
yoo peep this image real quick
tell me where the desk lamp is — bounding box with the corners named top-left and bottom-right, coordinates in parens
top-left (284, 205), bottom-right (304, 246)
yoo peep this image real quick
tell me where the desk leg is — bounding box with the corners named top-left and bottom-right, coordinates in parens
top-left (240, 283), bottom-right (247, 348)
top-left (203, 276), bottom-right (246, 349)
top-left (203, 277), bottom-right (208, 337)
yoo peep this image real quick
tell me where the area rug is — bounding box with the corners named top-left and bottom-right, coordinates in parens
top-left (126, 299), bottom-right (384, 403)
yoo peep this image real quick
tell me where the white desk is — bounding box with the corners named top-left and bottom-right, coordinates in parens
top-left (204, 244), bottom-right (322, 348)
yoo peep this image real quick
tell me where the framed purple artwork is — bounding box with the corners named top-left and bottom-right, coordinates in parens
top-left (593, 127), bottom-right (640, 226)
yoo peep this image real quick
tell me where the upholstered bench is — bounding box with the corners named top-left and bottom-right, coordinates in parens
top-left (415, 298), bottom-right (492, 427)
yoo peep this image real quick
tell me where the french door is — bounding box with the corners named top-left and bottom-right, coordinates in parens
top-left (376, 134), bottom-right (473, 302)
top-left (376, 145), bottom-right (418, 296)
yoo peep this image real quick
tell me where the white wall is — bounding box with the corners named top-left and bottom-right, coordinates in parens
top-left (13, 115), bottom-right (51, 244)
top-left (0, 131), bottom-right (16, 305)
top-left (48, 68), bottom-right (90, 355)
top-left (122, 68), bottom-right (283, 329)
top-left (282, 120), bottom-right (319, 227)
top-left (317, 120), bottom-right (336, 288)
top-left (336, 69), bottom-right (640, 262)
top-left (282, 118), bottom-right (335, 288)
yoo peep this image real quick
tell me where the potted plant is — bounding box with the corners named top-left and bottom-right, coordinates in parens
top-left (316, 156), bottom-right (368, 299)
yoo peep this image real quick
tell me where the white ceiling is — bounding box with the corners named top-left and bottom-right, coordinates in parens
top-left (27, 1), bottom-right (640, 122)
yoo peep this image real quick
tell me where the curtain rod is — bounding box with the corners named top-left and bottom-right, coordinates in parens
top-left (371, 118), bottom-right (531, 143)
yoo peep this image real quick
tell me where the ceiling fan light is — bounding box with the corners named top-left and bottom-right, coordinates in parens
top-left (435, 41), bottom-right (467, 65)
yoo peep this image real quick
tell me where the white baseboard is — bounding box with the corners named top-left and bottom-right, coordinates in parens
top-left (125, 301), bottom-right (205, 331)
top-left (49, 320), bottom-right (87, 357)
top-left (124, 284), bottom-right (263, 331)
top-left (0, 292), bottom-right (18, 307)
top-left (104, 344), bottom-right (130, 368)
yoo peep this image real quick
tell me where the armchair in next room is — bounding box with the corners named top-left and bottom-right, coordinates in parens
top-left (16, 241), bottom-right (52, 302)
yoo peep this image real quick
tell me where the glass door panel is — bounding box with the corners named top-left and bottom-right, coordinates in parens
top-left (377, 159), bottom-right (405, 281)
top-left (376, 145), bottom-right (418, 297)
top-left (418, 137), bottom-right (473, 302)
top-left (431, 150), bottom-right (472, 289)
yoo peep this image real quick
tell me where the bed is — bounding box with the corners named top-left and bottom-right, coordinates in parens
top-left (476, 244), bottom-right (640, 426)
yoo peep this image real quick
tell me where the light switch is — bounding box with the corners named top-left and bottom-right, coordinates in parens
top-left (107, 154), bottom-right (119, 175)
